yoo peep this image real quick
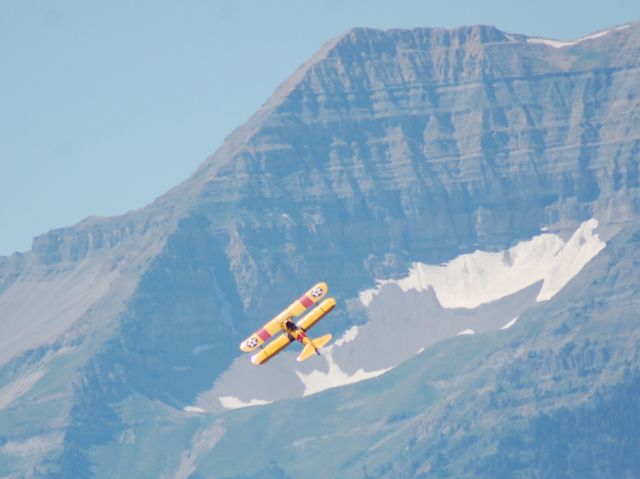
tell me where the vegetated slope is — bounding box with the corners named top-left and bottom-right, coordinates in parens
top-left (0, 21), bottom-right (639, 477)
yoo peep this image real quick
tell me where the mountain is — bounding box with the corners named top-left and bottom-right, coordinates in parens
top-left (1, 21), bottom-right (640, 478)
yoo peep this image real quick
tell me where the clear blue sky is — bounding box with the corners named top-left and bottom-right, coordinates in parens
top-left (1, 0), bottom-right (638, 255)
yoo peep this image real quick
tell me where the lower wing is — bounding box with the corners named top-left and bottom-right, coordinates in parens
top-left (251, 333), bottom-right (293, 365)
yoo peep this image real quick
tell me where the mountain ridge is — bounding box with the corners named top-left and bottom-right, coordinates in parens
top-left (1, 21), bottom-right (640, 477)
top-left (4, 20), bottom-right (639, 267)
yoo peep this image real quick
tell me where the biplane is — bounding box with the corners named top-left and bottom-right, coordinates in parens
top-left (239, 282), bottom-right (336, 365)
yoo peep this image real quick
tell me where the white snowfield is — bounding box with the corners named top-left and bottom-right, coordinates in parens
top-left (501, 316), bottom-right (519, 330)
top-left (215, 326), bottom-right (386, 410)
top-left (218, 396), bottom-right (272, 410)
top-left (526, 26), bottom-right (627, 49)
top-left (295, 345), bottom-right (391, 397)
top-left (360, 219), bottom-right (605, 309)
top-left (333, 325), bottom-right (359, 346)
top-left (216, 219), bottom-right (605, 410)
top-left (457, 329), bottom-right (475, 336)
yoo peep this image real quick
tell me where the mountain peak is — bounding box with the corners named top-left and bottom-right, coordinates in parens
top-left (184, 19), bottom-right (640, 219)
top-left (263, 24), bottom-right (510, 109)
top-left (343, 23), bottom-right (510, 44)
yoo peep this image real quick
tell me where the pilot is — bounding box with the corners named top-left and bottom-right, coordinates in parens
top-left (283, 318), bottom-right (298, 333)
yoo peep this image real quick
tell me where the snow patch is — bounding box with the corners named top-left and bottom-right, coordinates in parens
top-left (218, 396), bottom-right (272, 409)
top-left (536, 219), bottom-right (606, 301)
top-left (501, 316), bottom-right (519, 330)
top-left (334, 326), bottom-right (359, 346)
top-left (416, 347), bottom-right (425, 354)
top-left (296, 348), bottom-right (391, 396)
top-left (183, 406), bottom-right (206, 414)
top-left (527, 28), bottom-right (613, 48)
top-left (457, 329), bottom-right (475, 336)
top-left (615, 24), bottom-right (630, 30)
top-left (359, 219), bottom-right (605, 309)
top-left (359, 289), bottom-right (376, 307)
top-left (527, 37), bottom-right (577, 48)
top-left (581, 30), bottom-right (611, 41)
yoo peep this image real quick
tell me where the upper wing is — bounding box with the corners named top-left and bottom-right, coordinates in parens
top-left (297, 297), bottom-right (336, 331)
top-left (250, 333), bottom-right (293, 365)
top-left (239, 282), bottom-right (329, 352)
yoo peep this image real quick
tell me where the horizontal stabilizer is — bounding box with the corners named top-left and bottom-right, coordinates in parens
top-left (297, 334), bottom-right (332, 362)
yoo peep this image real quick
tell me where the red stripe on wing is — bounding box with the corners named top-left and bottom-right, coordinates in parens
top-left (257, 329), bottom-right (271, 341)
top-left (298, 294), bottom-right (314, 308)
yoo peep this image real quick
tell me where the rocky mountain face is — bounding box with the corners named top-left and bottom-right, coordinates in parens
top-left (1, 22), bottom-right (639, 478)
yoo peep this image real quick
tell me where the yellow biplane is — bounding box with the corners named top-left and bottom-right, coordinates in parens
top-left (239, 282), bottom-right (336, 365)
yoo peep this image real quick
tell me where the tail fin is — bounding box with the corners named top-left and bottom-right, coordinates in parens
top-left (297, 334), bottom-right (332, 362)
